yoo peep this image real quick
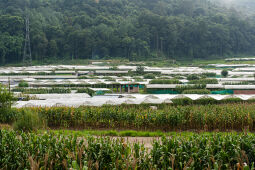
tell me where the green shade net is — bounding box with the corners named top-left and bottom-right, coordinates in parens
top-left (211, 90), bottom-right (234, 94)
top-left (147, 89), bottom-right (178, 94)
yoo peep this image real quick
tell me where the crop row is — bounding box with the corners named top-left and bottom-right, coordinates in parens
top-left (12, 88), bottom-right (71, 94)
top-left (2, 103), bottom-right (255, 131)
top-left (0, 130), bottom-right (254, 169)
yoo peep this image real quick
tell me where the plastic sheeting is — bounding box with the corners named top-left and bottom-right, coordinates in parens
top-left (13, 94), bottom-right (255, 108)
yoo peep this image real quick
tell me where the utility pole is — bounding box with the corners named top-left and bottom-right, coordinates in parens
top-left (23, 16), bottom-right (32, 66)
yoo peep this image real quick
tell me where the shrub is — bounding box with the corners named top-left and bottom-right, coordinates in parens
top-left (12, 88), bottom-right (71, 94)
top-left (0, 85), bottom-right (15, 123)
top-left (176, 84), bottom-right (206, 93)
top-left (144, 73), bottom-right (156, 79)
top-left (18, 80), bottom-right (29, 87)
top-left (136, 65), bottom-right (145, 74)
top-left (150, 79), bottom-right (181, 84)
top-left (202, 72), bottom-right (216, 77)
top-left (76, 88), bottom-right (95, 96)
top-left (171, 98), bottom-right (192, 105)
top-left (188, 78), bottom-right (218, 84)
top-left (187, 74), bottom-right (199, 80)
top-left (221, 70), bottom-right (228, 77)
top-left (13, 110), bottom-right (45, 132)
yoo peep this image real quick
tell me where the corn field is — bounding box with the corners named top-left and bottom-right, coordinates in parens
top-left (7, 103), bottom-right (255, 131)
top-left (0, 130), bottom-right (254, 169)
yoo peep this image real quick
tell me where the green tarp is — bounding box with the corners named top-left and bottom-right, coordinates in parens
top-left (147, 89), bottom-right (178, 94)
top-left (211, 90), bottom-right (234, 94)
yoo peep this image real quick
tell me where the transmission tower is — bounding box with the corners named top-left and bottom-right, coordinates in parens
top-left (23, 17), bottom-right (32, 66)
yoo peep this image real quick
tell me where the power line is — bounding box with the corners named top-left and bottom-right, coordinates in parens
top-left (23, 16), bottom-right (32, 66)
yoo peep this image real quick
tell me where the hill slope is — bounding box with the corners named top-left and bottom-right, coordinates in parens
top-left (1, 0), bottom-right (255, 64)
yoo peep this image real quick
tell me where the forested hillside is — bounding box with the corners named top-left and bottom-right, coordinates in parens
top-left (1, 0), bottom-right (255, 65)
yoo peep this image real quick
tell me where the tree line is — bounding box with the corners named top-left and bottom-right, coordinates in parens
top-left (1, 0), bottom-right (255, 65)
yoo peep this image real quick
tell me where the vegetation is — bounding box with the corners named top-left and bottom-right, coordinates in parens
top-left (1, 103), bottom-right (255, 131)
top-left (13, 110), bottom-right (44, 132)
top-left (0, 85), bottom-right (15, 123)
top-left (202, 72), bottom-right (217, 77)
top-left (18, 81), bottom-right (29, 88)
top-left (12, 88), bottom-right (71, 94)
top-left (221, 70), bottom-right (229, 77)
top-left (136, 65), bottom-right (145, 74)
top-left (76, 88), bottom-right (95, 96)
top-left (176, 84), bottom-right (206, 93)
top-left (187, 74), bottom-right (200, 80)
top-left (143, 73), bottom-right (156, 79)
top-left (182, 89), bottom-right (211, 94)
top-left (188, 78), bottom-right (218, 84)
top-left (2, 0), bottom-right (255, 65)
top-left (150, 79), bottom-right (181, 84)
top-left (51, 129), bottom-right (167, 137)
top-left (1, 130), bottom-right (254, 169)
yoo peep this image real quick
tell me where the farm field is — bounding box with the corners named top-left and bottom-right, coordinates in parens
top-left (1, 130), bottom-right (254, 169)
top-left (2, 61), bottom-right (255, 169)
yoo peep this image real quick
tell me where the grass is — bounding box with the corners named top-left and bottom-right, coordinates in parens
top-left (47, 129), bottom-right (168, 137)
top-left (46, 129), bottom-right (245, 137)
top-left (0, 124), bottom-right (12, 130)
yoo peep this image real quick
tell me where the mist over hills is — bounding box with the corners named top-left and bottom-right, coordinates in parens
top-left (1, 0), bottom-right (255, 65)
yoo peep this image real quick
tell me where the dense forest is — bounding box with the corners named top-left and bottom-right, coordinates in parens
top-left (1, 0), bottom-right (255, 65)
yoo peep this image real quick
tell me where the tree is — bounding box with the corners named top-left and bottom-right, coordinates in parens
top-left (0, 84), bottom-right (15, 122)
top-left (136, 65), bottom-right (145, 74)
top-left (221, 70), bottom-right (228, 77)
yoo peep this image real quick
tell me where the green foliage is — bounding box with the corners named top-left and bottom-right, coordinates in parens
top-left (143, 73), bottom-right (156, 79)
top-left (1, 0), bottom-right (255, 64)
top-left (18, 81), bottom-right (28, 87)
top-left (6, 102), bottom-right (255, 131)
top-left (221, 70), bottom-right (229, 77)
top-left (109, 66), bottom-right (118, 70)
top-left (187, 74), bottom-right (200, 80)
top-left (12, 88), bottom-right (71, 94)
top-left (136, 65), bottom-right (145, 74)
top-left (202, 72), bottom-right (217, 77)
top-left (13, 110), bottom-right (45, 132)
top-left (150, 79), bottom-right (181, 84)
top-left (182, 89), bottom-right (211, 94)
top-left (188, 78), bottom-right (218, 84)
top-left (0, 85), bottom-right (15, 123)
top-left (1, 130), bottom-right (255, 169)
top-left (176, 84), bottom-right (206, 93)
top-left (76, 88), bottom-right (95, 96)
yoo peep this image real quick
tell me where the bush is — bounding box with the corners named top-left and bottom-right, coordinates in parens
top-left (18, 80), bottom-right (29, 87)
top-left (150, 79), bottom-right (181, 84)
top-left (12, 88), bottom-right (71, 94)
top-left (188, 79), bottom-right (218, 84)
top-left (0, 85), bottom-right (15, 123)
top-left (176, 84), bottom-right (206, 93)
top-left (144, 73), bottom-right (156, 79)
top-left (13, 110), bottom-right (45, 132)
top-left (202, 72), bottom-right (216, 77)
top-left (136, 65), bottom-right (145, 74)
top-left (76, 88), bottom-right (95, 96)
top-left (187, 74), bottom-right (199, 80)
top-left (182, 89), bottom-right (211, 94)
top-left (171, 98), bottom-right (192, 105)
top-left (221, 70), bottom-right (228, 77)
